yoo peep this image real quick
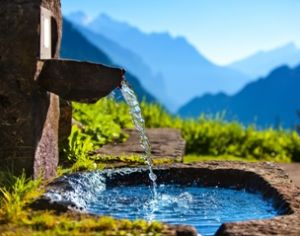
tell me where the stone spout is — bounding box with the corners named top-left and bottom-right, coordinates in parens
top-left (37, 59), bottom-right (124, 103)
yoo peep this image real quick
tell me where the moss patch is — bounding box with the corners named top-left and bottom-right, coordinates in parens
top-left (0, 212), bottom-right (163, 236)
top-left (91, 154), bottom-right (175, 166)
top-left (183, 154), bottom-right (292, 163)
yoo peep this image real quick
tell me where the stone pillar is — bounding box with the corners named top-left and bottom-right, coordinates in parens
top-left (0, 0), bottom-right (123, 179)
top-left (0, 0), bottom-right (65, 179)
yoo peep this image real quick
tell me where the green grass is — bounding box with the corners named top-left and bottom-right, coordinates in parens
top-left (0, 172), bottom-right (42, 223)
top-left (69, 98), bottom-right (300, 164)
top-left (91, 154), bottom-right (176, 166)
top-left (0, 212), bottom-right (163, 235)
top-left (183, 154), bottom-right (292, 163)
top-left (0, 171), bottom-right (163, 236)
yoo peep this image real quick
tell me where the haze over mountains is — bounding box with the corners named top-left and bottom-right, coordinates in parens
top-left (179, 65), bottom-right (300, 128)
top-left (229, 42), bottom-right (300, 78)
top-left (61, 19), bottom-right (156, 103)
top-left (64, 12), bottom-right (300, 128)
top-left (67, 12), bottom-right (174, 110)
top-left (66, 12), bottom-right (251, 111)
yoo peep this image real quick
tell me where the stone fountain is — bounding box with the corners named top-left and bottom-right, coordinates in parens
top-left (0, 0), bottom-right (124, 179)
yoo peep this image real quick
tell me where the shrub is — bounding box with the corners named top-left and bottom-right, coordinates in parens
top-left (71, 98), bottom-right (300, 162)
top-left (72, 99), bottom-right (132, 147)
top-left (0, 172), bottom-right (42, 222)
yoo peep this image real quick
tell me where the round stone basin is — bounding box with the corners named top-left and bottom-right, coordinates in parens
top-left (39, 162), bottom-right (300, 236)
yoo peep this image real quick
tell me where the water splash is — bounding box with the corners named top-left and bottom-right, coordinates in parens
top-left (40, 168), bottom-right (278, 236)
top-left (43, 172), bottom-right (106, 211)
top-left (120, 80), bottom-right (158, 192)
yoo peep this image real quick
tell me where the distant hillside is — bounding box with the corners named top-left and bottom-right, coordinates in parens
top-left (65, 21), bottom-right (176, 111)
top-left (67, 13), bottom-right (250, 108)
top-left (229, 43), bottom-right (300, 78)
top-left (60, 19), bottom-right (156, 102)
top-left (179, 65), bottom-right (300, 128)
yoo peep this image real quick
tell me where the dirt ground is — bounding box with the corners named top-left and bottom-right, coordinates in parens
top-left (279, 163), bottom-right (300, 187)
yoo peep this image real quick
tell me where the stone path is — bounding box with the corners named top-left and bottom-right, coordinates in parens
top-left (95, 128), bottom-right (186, 162)
top-left (279, 163), bottom-right (300, 187)
top-left (94, 128), bottom-right (300, 188)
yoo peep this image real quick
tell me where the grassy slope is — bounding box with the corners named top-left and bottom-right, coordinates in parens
top-left (69, 99), bottom-right (300, 163)
top-left (183, 154), bottom-right (290, 163)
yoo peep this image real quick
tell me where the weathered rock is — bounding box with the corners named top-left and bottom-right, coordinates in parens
top-left (37, 59), bottom-right (124, 103)
top-left (215, 215), bottom-right (300, 236)
top-left (0, 0), bottom-right (62, 179)
top-left (95, 128), bottom-right (186, 163)
top-left (163, 225), bottom-right (198, 236)
top-left (279, 163), bottom-right (300, 187)
top-left (30, 197), bottom-right (70, 213)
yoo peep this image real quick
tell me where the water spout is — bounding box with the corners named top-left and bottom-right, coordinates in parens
top-left (37, 59), bottom-right (125, 103)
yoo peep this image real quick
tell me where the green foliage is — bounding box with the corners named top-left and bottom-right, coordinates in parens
top-left (62, 125), bottom-right (93, 171)
top-left (61, 126), bottom-right (102, 172)
top-left (71, 98), bottom-right (300, 163)
top-left (72, 99), bottom-right (132, 147)
top-left (92, 154), bottom-right (175, 165)
top-left (179, 118), bottom-right (298, 162)
top-left (0, 213), bottom-right (163, 235)
top-left (92, 154), bottom-right (146, 165)
top-left (64, 126), bottom-right (93, 162)
top-left (0, 173), bottom-right (163, 235)
top-left (140, 102), bottom-right (180, 128)
top-left (19, 213), bottom-right (163, 235)
top-left (0, 172), bottom-right (42, 222)
top-left (184, 154), bottom-right (266, 163)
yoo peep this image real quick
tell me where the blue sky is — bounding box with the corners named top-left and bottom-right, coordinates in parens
top-left (62, 0), bottom-right (300, 65)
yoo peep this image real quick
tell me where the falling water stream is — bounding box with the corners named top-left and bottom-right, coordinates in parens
top-left (120, 80), bottom-right (158, 190)
top-left (119, 79), bottom-right (158, 220)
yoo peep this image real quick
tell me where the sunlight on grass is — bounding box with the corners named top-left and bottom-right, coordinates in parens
top-left (91, 154), bottom-right (175, 166)
top-left (0, 172), bottom-right (163, 235)
top-left (71, 99), bottom-right (300, 163)
top-left (0, 172), bottom-right (43, 223)
top-left (183, 154), bottom-right (292, 163)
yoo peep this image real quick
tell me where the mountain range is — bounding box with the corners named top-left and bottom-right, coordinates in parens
top-left (63, 12), bottom-right (300, 128)
top-left (60, 19), bottom-right (156, 103)
top-left (67, 12), bottom-right (175, 110)
top-left (179, 65), bottom-right (300, 128)
top-left (66, 12), bottom-right (251, 110)
top-left (229, 42), bottom-right (300, 78)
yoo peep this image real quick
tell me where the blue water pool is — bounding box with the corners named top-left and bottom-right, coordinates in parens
top-left (87, 184), bottom-right (278, 236)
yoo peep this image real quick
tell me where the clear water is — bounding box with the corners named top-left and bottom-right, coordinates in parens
top-left (87, 184), bottom-right (278, 236)
top-left (120, 80), bottom-right (157, 191)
